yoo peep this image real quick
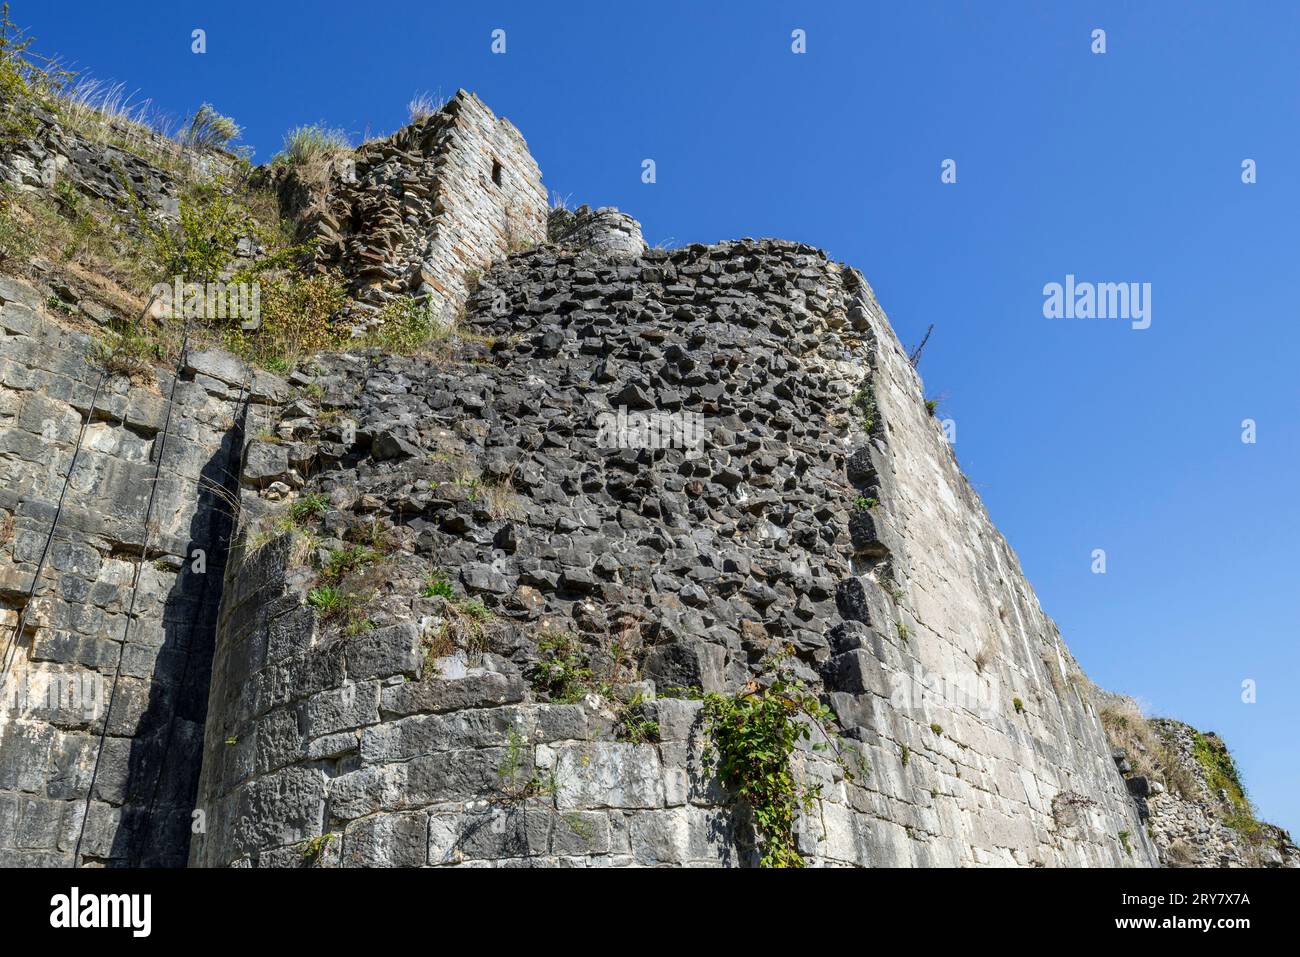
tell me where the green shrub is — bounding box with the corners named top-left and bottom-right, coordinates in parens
top-left (615, 693), bottom-right (660, 745)
top-left (343, 617), bottom-right (374, 638)
top-left (0, 181), bottom-right (31, 264)
top-left (423, 576), bottom-right (455, 600)
top-left (702, 647), bottom-right (856, 868)
top-left (90, 323), bottom-right (160, 378)
top-left (322, 544), bottom-right (380, 580)
top-left (363, 295), bottom-right (449, 354)
top-left (225, 270), bottom-right (348, 372)
top-left (288, 493), bottom-right (329, 522)
top-left (307, 585), bottom-right (346, 617)
top-left (851, 384), bottom-right (877, 433)
top-left (528, 630), bottom-right (592, 704)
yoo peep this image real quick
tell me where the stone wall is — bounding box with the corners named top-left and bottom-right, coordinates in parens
top-left (272, 90), bottom-right (547, 328)
top-left (190, 232), bottom-right (1157, 867)
top-left (548, 205), bottom-right (646, 258)
top-left (0, 276), bottom-right (285, 865)
top-left (5, 85), bottom-right (1288, 869)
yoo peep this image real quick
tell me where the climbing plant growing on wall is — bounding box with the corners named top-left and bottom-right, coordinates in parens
top-left (702, 646), bottom-right (859, 868)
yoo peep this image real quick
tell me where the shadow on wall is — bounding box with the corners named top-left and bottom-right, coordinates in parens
top-left (107, 393), bottom-right (246, 867)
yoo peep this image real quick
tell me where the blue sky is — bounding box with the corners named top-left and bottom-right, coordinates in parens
top-left (21, 1), bottom-right (1299, 835)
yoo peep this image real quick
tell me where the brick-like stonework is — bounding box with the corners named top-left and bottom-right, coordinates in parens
top-left (188, 236), bottom-right (1157, 868)
top-left (3, 89), bottom-right (1291, 869)
top-left (0, 277), bottom-right (285, 865)
top-left (273, 90), bottom-right (547, 328)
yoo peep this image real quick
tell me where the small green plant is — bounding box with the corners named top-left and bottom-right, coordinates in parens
top-left (497, 729), bottom-right (551, 802)
top-left (1118, 830), bottom-right (1132, 856)
top-left (1013, 697), bottom-right (1025, 714)
top-left (701, 647), bottom-right (857, 868)
top-left (423, 575), bottom-right (456, 600)
top-left (528, 630), bottom-right (593, 703)
top-left (322, 544), bottom-right (380, 581)
top-left (224, 735), bottom-right (238, 745)
top-left (343, 617), bottom-right (374, 638)
top-left (930, 723), bottom-right (944, 736)
top-left (307, 585), bottom-right (346, 617)
top-left (90, 324), bottom-right (160, 377)
top-left (925, 398), bottom-right (939, 417)
top-left (0, 181), bottom-right (32, 264)
top-left (302, 832), bottom-right (336, 863)
top-left (615, 693), bottom-right (660, 744)
top-left (460, 597), bottom-right (491, 622)
top-left (852, 495), bottom-right (878, 512)
top-left (289, 493), bottom-right (329, 522)
top-left (852, 383), bottom-right (877, 433)
top-left (900, 743), bottom-right (910, 767)
top-left (363, 295), bottom-right (447, 354)
top-left (896, 620), bottom-right (910, 643)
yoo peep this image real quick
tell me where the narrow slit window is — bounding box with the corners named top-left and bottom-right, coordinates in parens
top-left (491, 160), bottom-right (503, 186)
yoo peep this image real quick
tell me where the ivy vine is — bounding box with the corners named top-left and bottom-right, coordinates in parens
top-left (702, 647), bottom-right (859, 868)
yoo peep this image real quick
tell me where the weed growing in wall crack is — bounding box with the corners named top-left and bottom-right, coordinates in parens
top-left (288, 493), bottom-right (330, 523)
top-left (301, 832), bottom-right (336, 863)
top-left (422, 574), bottom-right (456, 600)
top-left (528, 630), bottom-right (593, 704)
top-left (307, 585), bottom-right (350, 620)
top-left (701, 646), bottom-right (856, 868)
top-left (614, 692), bottom-right (660, 745)
top-left (851, 384), bottom-right (877, 433)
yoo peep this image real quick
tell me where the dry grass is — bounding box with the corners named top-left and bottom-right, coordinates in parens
top-left (1040, 654), bottom-right (1067, 699)
top-left (55, 77), bottom-right (183, 164)
top-left (453, 470), bottom-right (524, 521)
top-left (427, 595), bottom-right (496, 661)
top-left (1099, 703), bottom-right (1196, 799)
top-left (0, 511), bottom-right (14, 549)
top-left (275, 125), bottom-right (351, 174)
top-left (407, 91), bottom-right (446, 124)
top-left (974, 637), bottom-right (996, 673)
